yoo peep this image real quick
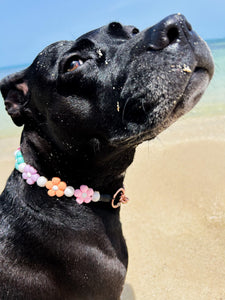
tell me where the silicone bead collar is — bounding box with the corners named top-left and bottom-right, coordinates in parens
top-left (14, 147), bottom-right (129, 208)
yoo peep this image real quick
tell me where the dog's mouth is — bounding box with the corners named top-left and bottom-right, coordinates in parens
top-left (172, 66), bottom-right (210, 117)
top-left (122, 66), bottom-right (211, 132)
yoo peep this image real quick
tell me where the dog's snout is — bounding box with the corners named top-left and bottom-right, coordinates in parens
top-left (146, 14), bottom-right (192, 51)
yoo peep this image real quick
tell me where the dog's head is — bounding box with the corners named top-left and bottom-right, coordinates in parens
top-left (0, 14), bottom-right (214, 158)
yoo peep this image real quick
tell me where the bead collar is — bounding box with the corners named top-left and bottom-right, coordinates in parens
top-left (14, 147), bottom-right (129, 208)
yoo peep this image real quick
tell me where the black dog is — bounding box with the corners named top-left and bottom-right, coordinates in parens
top-left (0, 14), bottom-right (214, 300)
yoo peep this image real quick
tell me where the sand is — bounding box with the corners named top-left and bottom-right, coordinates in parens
top-left (1, 116), bottom-right (225, 300)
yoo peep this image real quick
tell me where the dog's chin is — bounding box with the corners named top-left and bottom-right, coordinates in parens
top-left (113, 68), bottom-right (210, 147)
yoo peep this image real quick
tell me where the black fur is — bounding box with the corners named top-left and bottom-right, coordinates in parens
top-left (0, 14), bottom-right (214, 299)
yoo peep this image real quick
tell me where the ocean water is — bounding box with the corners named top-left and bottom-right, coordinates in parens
top-left (0, 39), bottom-right (224, 138)
top-left (188, 38), bottom-right (225, 117)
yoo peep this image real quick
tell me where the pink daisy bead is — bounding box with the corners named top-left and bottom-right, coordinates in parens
top-left (22, 165), bottom-right (40, 185)
top-left (74, 185), bottom-right (94, 204)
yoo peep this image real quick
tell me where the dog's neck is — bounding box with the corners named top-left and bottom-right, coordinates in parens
top-left (19, 130), bottom-right (136, 195)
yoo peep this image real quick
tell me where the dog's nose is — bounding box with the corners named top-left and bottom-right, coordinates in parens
top-left (146, 14), bottom-right (193, 50)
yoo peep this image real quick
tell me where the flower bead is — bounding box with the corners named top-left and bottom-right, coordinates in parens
top-left (22, 165), bottom-right (40, 185)
top-left (74, 185), bottom-right (94, 204)
top-left (14, 148), bottom-right (104, 205)
top-left (46, 177), bottom-right (67, 197)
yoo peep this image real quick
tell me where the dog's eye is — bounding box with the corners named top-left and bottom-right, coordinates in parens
top-left (66, 59), bottom-right (84, 72)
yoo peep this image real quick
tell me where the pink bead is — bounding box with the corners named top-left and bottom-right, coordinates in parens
top-left (22, 164), bottom-right (39, 185)
top-left (80, 185), bottom-right (88, 193)
top-left (75, 185), bottom-right (94, 204)
top-left (27, 178), bottom-right (35, 185)
top-left (76, 197), bottom-right (84, 205)
top-left (74, 189), bottom-right (82, 197)
top-left (87, 188), bottom-right (94, 197)
top-left (84, 197), bottom-right (92, 204)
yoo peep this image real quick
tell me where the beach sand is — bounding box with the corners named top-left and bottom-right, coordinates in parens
top-left (1, 116), bottom-right (225, 300)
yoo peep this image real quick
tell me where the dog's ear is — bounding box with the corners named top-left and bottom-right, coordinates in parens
top-left (0, 70), bottom-right (30, 126)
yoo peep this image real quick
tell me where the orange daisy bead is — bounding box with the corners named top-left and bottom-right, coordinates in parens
top-left (45, 177), bottom-right (67, 197)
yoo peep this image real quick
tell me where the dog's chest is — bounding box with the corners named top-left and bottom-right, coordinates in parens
top-left (36, 229), bottom-right (127, 299)
top-left (1, 206), bottom-right (127, 299)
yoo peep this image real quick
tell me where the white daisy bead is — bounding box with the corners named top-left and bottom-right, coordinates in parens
top-left (64, 186), bottom-right (75, 197)
top-left (92, 191), bottom-right (100, 202)
top-left (37, 176), bottom-right (48, 187)
top-left (18, 163), bottom-right (27, 173)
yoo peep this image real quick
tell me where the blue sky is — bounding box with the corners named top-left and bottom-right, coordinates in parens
top-left (0, 0), bottom-right (224, 68)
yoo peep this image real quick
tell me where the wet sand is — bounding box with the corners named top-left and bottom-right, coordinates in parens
top-left (1, 116), bottom-right (225, 299)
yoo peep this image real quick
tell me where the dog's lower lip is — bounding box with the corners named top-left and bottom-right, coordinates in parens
top-left (173, 67), bottom-right (210, 114)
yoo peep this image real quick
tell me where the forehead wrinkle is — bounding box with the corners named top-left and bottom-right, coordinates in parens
top-left (71, 39), bottom-right (96, 52)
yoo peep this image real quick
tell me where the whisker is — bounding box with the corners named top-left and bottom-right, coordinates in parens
top-left (122, 98), bottom-right (131, 124)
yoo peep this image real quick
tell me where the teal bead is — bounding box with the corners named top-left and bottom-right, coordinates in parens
top-left (16, 157), bottom-right (24, 164)
top-left (16, 151), bottom-right (22, 158)
top-left (15, 163), bottom-right (20, 170)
